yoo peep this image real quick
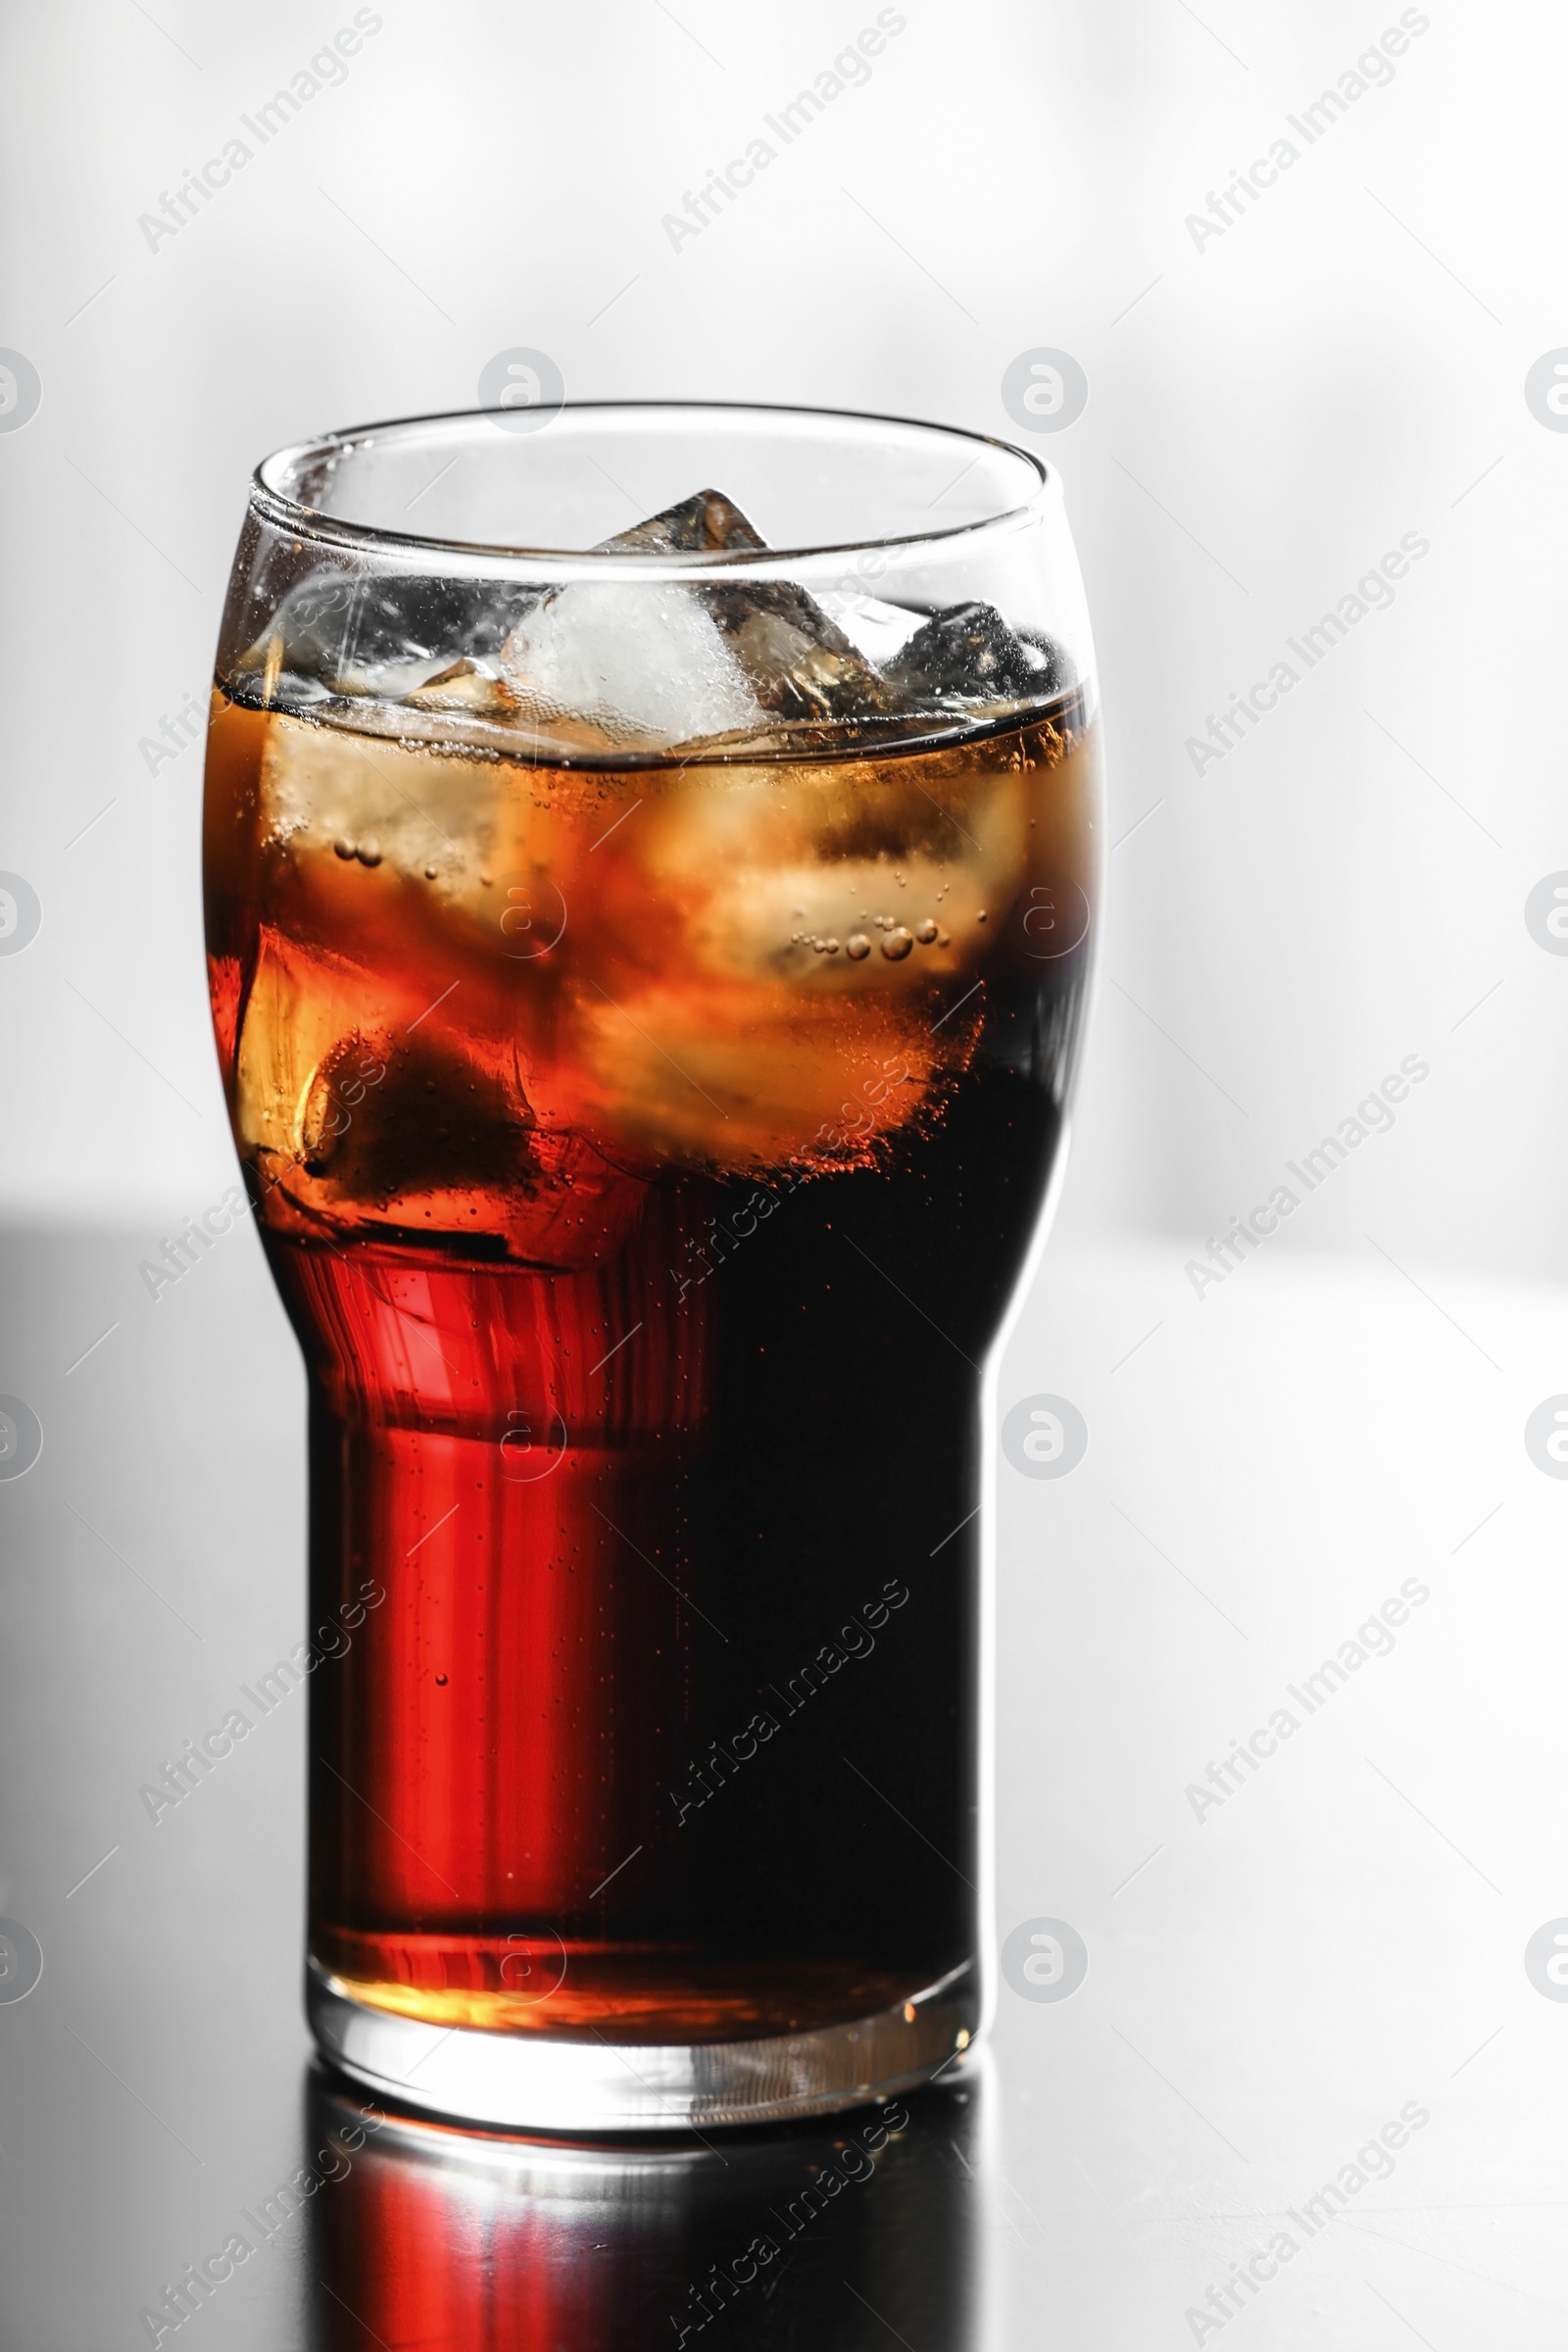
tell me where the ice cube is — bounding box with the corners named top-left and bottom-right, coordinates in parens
top-left (626, 741), bottom-right (1030, 1015)
top-left (599, 487), bottom-right (766, 555)
top-left (591, 496), bottom-right (1062, 724)
top-left (234, 928), bottom-right (646, 1267)
top-left (599, 487), bottom-right (901, 725)
top-left (403, 656), bottom-right (518, 719)
top-left (881, 602), bottom-right (1072, 705)
top-left (815, 590), bottom-right (926, 665)
top-left (498, 580), bottom-right (762, 749)
top-left (257, 705), bottom-right (496, 882)
top-left (704, 583), bottom-right (903, 722)
top-left (242, 573), bottom-right (544, 703)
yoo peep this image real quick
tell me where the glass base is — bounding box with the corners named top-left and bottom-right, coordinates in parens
top-left (307, 1956), bottom-right (979, 2132)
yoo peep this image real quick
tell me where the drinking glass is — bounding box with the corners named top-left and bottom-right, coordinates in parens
top-left (203, 402), bottom-right (1101, 2129)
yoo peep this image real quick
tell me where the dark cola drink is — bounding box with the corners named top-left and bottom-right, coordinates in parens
top-left (206, 428), bottom-right (1102, 2128)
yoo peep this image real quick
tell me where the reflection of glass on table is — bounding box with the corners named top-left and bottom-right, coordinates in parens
top-left (305, 2070), bottom-right (984, 2352)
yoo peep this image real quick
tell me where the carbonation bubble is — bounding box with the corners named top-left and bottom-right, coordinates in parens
top-left (881, 927), bottom-right (913, 961)
top-left (357, 838), bottom-right (382, 867)
top-left (333, 838), bottom-right (357, 860)
top-left (846, 934), bottom-right (871, 960)
top-left (915, 918), bottom-right (938, 944)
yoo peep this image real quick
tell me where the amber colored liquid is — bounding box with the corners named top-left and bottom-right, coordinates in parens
top-left (204, 685), bottom-right (1098, 2042)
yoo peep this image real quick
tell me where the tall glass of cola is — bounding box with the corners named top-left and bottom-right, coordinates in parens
top-left (203, 404), bottom-right (1101, 2129)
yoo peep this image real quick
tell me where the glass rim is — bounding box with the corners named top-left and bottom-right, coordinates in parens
top-left (250, 399), bottom-right (1058, 571)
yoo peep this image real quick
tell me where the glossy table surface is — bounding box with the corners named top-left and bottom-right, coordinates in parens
top-left (1, 1222), bottom-right (1563, 2348)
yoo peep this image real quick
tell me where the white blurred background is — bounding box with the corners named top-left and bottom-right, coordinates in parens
top-left (0, 0), bottom-right (1560, 1279)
